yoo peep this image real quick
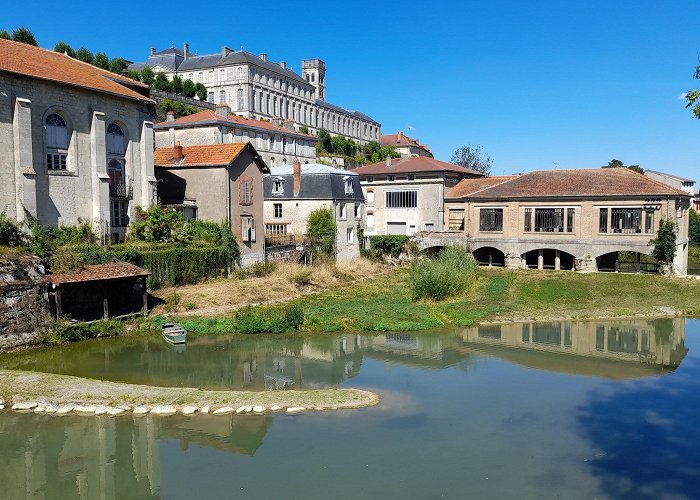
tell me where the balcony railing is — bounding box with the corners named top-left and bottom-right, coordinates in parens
top-left (109, 178), bottom-right (133, 199)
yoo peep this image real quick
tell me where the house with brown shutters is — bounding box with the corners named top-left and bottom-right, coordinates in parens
top-left (434, 168), bottom-right (692, 275)
top-left (154, 142), bottom-right (270, 266)
top-left (380, 131), bottom-right (433, 158)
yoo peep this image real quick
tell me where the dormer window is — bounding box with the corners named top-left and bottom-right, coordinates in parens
top-left (272, 177), bottom-right (284, 195)
top-left (343, 176), bottom-right (353, 195)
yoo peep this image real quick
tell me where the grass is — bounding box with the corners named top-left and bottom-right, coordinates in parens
top-left (166, 265), bottom-right (700, 334)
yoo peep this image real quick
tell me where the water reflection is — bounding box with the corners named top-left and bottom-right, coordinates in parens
top-left (0, 319), bottom-right (687, 389)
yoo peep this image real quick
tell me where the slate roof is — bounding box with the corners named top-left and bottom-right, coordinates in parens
top-left (316, 100), bottom-right (380, 125)
top-left (351, 157), bottom-right (484, 177)
top-left (154, 109), bottom-right (316, 140)
top-left (47, 263), bottom-right (149, 286)
top-left (446, 168), bottom-right (691, 200)
top-left (0, 39), bottom-right (152, 103)
top-left (264, 163), bottom-right (363, 201)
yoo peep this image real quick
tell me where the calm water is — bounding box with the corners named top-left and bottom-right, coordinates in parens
top-left (1, 318), bottom-right (699, 499)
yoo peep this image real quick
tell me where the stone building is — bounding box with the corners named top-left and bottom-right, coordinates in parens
top-left (154, 105), bottom-right (317, 167)
top-left (351, 156), bottom-right (483, 236)
top-left (263, 161), bottom-right (364, 260)
top-left (154, 142), bottom-right (269, 266)
top-left (380, 131), bottom-right (433, 158)
top-left (130, 45), bottom-right (380, 144)
top-left (436, 168), bottom-right (691, 274)
top-left (0, 39), bottom-right (156, 243)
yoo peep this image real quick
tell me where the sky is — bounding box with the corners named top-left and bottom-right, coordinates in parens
top-left (5, 0), bottom-right (700, 180)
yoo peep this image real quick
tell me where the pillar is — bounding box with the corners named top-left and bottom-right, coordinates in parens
top-left (90, 111), bottom-right (110, 240)
top-left (13, 97), bottom-right (37, 222)
top-left (140, 121), bottom-right (156, 208)
top-left (537, 249), bottom-right (544, 270)
top-left (555, 250), bottom-right (561, 271)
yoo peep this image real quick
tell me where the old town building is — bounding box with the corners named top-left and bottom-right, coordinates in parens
top-left (352, 156), bottom-right (483, 236)
top-left (434, 168), bottom-right (691, 274)
top-left (380, 131), bottom-right (433, 158)
top-left (0, 39), bottom-right (156, 243)
top-left (154, 105), bottom-right (317, 167)
top-left (130, 45), bottom-right (380, 144)
top-left (154, 142), bottom-right (269, 266)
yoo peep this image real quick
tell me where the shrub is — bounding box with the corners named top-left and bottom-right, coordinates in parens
top-left (0, 213), bottom-right (25, 247)
top-left (153, 72), bottom-right (171, 91)
top-left (195, 82), bottom-right (208, 101)
top-left (182, 79), bottom-right (196, 98)
top-left (41, 318), bottom-right (124, 345)
top-left (234, 304), bottom-right (305, 334)
top-left (690, 209), bottom-right (700, 247)
top-left (369, 235), bottom-right (409, 258)
top-left (650, 219), bottom-right (677, 265)
top-left (159, 98), bottom-right (198, 118)
top-left (130, 205), bottom-right (186, 243)
top-left (411, 245), bottom-right (477, 301)
top-left (292, 268), bottom-right (313, 286)
top-left (140, 67), bottom-right (155, 86)
top-left (307, 207), bottom-right (336, 255)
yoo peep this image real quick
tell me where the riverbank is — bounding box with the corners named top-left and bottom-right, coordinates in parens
top-left (168, 264), bottom-right (700, 334)
top-left (0, 368), bottom-right (379, 416)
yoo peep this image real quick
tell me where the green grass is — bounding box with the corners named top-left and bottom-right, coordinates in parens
top-left (167, 267), bottom-right (700, 335)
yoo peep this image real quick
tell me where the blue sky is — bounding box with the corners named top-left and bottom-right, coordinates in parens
top-left (6, 0), bottom-right (699, 179)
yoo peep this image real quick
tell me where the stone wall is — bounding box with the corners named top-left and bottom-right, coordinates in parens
top-left (0, 257), bottom-right (48, 350)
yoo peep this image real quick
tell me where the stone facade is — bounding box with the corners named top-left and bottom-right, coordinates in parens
top-left (154, 106), bottom-right (317, 167)
top-left (0, 73), bottom-right (156, 242)
top-left (130, 46), bottom-right (380, 145)
top-left (0, 257), bottom-right (48, 350)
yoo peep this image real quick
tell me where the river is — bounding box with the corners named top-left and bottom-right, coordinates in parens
top-left (0, 317), bottom-right (698, 499)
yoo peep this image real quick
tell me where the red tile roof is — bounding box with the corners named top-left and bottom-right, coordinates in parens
top-left (446, 176), bottom-right (518, 198)
top-left (47, 263), bottom-right (150, 286)
top-left (154, 143), bottom-right (247, 167)
top-left (352, 156), bottom-right (484, 177)
top-left (154, 109), bottom-right (315, 139)
top-left (446, 168), bottom-right (690, 200)
top-left (0, 39), bottom-right (151, 103)
top-left (381, 131), bottom-right (431, 154)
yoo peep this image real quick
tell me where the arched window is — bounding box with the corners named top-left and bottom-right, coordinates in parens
top-left (237, 88), bottom-right (244, 111)
top-left (45, 113), bottom-right (69, 170)
top-left (107, 123), bottom-right (125, 155)
top-left (366, 190), bottom-right (375, 205)
top-left (237, 67), bottom-right (244, 80)
top-left (367, 212), bottom-right (374, 228)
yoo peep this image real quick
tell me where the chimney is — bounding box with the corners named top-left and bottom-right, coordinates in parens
top-left (397, 131), bottom-right (404, 141)
top-left (150, 47), bottom-right (156, 56)
top-left (280, 61), bottom-right (287, 69)
top-left (215, 104), bottom-right (230, 119)
top-left (174, 141), bottom-right (183, 161)
top-left (293, 159), bottom-right (301, 196)
top-left (183, 43), bottom-right (189, 60)
top-left (166, 111), bottom-right (175, 122)
top-left (260, 53), bottom-right (267, 62)
top-left (386, 156), bottom-right (392, 168)
top-left (222, 46), bottom-right (231, 57)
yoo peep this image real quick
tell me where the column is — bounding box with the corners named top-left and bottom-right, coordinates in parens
top-left (538, 249), bottom-right (544, 270)
top-left (140, 121), bottom-right (156, 208)
top-left (555, 250), bottom-right (561, 271)
top-left (90, 111), bottom-right (110, 239)
top-left (12, 97), bottom-right (37, 222)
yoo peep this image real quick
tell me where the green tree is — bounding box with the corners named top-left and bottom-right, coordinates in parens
top-left (649, 219), bottom-right (677, 265)
top-left (11, 27), bottom-right (38, 46)
top-left (194, 82), bottom-right (208, 101)
top-left (0, 30), bottom-right (10, 40)
top-left (54, 41), bottom-right (75, 57)
top-left (140, 67), bottom-right (155, 86)
top-left (602, 159), bottom-right (644, 174)
top-left (307, 207), bottom-right (336, 255)
top-left (450, 144), bottom-right (493, 176)
top-left (159, 98), bottom-right (198, 118)
top-left (130, 205), bottom-right (186, 243)
top-left (182, 79), bottom-right (196, 98)
top-left (153, 72), bottom-right (172, 91)
top-left (689, 208), bottom-right (700, 247)
top-left (94, 52), bottom-right (109, 70)
top-left (171, 75), bottom-right (183, 95)
top-left (685, 58), bottom-right (700, 119)
top-left (127, 69), bottom-right (141, 82)
top-left (108, 57), bottom-right (129, 75)
top-left (370, 146), bottom-right (399, 163)
top-left (75, 47), bottom-right (94, 64)
top-left (318, 129), bottom-right (332, 153)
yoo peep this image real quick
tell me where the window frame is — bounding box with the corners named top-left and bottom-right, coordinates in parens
top-left (239, 177), bottom-right (253, 205)
top-left (479, 208), bottom-right (503, 232)
top-left (273, 202), bottom-right (283, 219)
top-left (385, 190), bottom-right (417, 209)
top-left (448, 208), bottom-right (465, 231)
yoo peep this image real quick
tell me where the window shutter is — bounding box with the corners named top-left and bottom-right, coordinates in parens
top-left (251, 218), bottom-right (256, 242)
top-left (241, 217), bottom-right (249, 242)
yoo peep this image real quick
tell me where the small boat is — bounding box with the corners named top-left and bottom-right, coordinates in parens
top-left (162, 323), bottom-right (187, 344)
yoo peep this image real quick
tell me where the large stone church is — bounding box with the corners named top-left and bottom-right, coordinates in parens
top-left (129, 45), bottom-right (381, 145)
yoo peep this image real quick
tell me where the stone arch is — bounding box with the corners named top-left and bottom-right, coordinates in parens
top-left (521, 248), bottom-right (576, 270)
top-left (596, 250), bottom-right (658, 273)
top-left (472, 247), bottom-right (506, 267)
top-left (42, 106), bottom-right (76, 171)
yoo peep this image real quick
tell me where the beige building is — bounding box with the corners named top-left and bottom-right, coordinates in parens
top-left (435, 168), bottom-right (691, 274)
top-left (130, 46), bottom-right (380, 144)
top-left (154, 104), bottom-right (317, 166)
top-left (154, 142), bottom-right (269, 266)
top-left (263, 162), bottom-right (364, 260)
top-left (352, 156), bottom-right (483, 236)
top-left (380, 131), bottom-right (433, 158)
top-left (0, 39), bottom-right (156, 243)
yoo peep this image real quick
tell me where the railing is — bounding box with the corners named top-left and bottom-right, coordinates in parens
top-left (265, 234), bottom-right (298, 247)
top-left (109, 179), bottom-right (133, 199)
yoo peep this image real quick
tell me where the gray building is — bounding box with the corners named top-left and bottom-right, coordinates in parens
top-left (263, 162), bottom-right (364, 260)
top-left (130, 45), bottom-right (380, 145)
top-left (0, 39), bottom-right (156, 243)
